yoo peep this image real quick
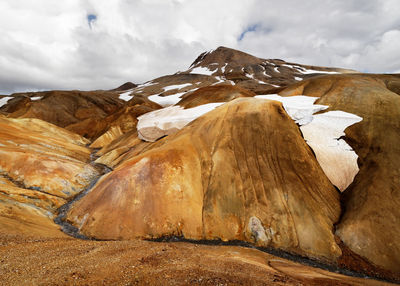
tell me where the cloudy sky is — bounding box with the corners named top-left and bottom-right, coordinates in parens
top-left (0, 0), bottom-right (399, 94)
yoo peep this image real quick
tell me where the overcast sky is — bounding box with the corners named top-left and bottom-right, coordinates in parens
top-left (1, 0), bottom-right (399, 94)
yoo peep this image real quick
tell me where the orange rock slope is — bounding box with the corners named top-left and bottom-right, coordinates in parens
top-left (66, 98), bottom-right (341, 262)
top-left (0, 115), bottom-right (99, 237)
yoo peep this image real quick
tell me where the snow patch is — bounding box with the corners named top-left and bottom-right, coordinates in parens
top-left (221, 63), bottom-right (228, 73)
top-left (255, 94), bottom-right (362, 191)
top-left (211, 76), bottom-right (233, 86)
top-left (274, 67), bottom-right (280, 73)
top-left (269, 83), bottom-right (280, 88)
top-left (301, 111), bottom-right (362, 191)
top-left (300, 69), bottom-right (339, 75)
top-left (0, 97), bottom-right (12, 107)
top-left (119, 91), bottom-right (133, 101)
top-left (30, 96), bottom-right (42, 101)
top-left (245, 73), bottom-right (255, 79)
top-left (294, 77), bottom-right (302, 81)
top-left (190, 66), bottom-right (215, 76)
top-left (260, 65), bottom-right (272, 78)
top-left (255, 94), bottom-right (328, 125)
top-left (148, 92), bottom-right (186, 107)
top-left (137, 102), bottom-right (224, 142)
top-left (163, 83), bottom-right (192, 91)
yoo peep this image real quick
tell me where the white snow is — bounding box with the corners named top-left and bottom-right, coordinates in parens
top-left (0, 97), bottom-right (12, 107)
top-left (246, 72), bottom-right (269, 85)
top-left (260, 64), bottom-right (272, 78)
top-left (281, 64), bottom-right (294, 68)
top-left (137, 102), bottom-right (225, 142)
top-left (300, 111), bottom-right (362, 191)
top-left (119, 90), bottom-right (133, 101)
top-left (210, 76), bottom-right (234, 86)
top-left (211, 76), bottom-right (225, 86)
top-left (148, 92), bottom-right (186, 107)
top-left (255, 94), bottom-right (362, 191)
top-left (263, 70), bottom-right (272, 78)
top-left (269, 83), bottom-right (280, 88)
top-left (255, 94), bottom-right (328, 125)
top-left (300, 69), bottom-right (339, 75)
top-left (274, 67), bottom-right (280, 73)
top-left (294, 77), bottom-right (302, 81)
top-left (163, 83), bottom-right (192, 91)
top-left (30, 96), bottom-right (42, 101)
top-left (221, 63), bottom-right (228, 73)
top-left (190, 66), bottom-right (215, 76)
top-left (245, 73), bottom-right (255, 79)
top-left (273, 63), bottom-right (339, 75)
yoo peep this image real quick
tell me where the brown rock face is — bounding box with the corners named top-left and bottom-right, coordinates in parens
top-left (66, 98), bottom-right (341, 262)
top-left (1, 90), bottom-right (124, 140)
top-left (90, 95), bottom-right (161, 148)
top-left (111, 81), bottom-right (137, 91)
top-left (116, 46), bottom-right (355, 109)
top-left (0, 115), bottom-right (99, 237)
top-left (186, 46), bottom-right (356, 94)
top-left (280, 73), bottom-right (400, 273)
top-left (177, 85), bottom-right (256, 108)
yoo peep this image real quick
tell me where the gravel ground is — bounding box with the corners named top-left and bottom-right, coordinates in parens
top-left (0, 233), bottom-right (395, 286)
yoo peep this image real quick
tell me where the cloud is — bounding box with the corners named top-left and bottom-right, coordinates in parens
top-left (237, 0), bottom-right (400, 72)
top-left (0, 0), bottom-right (399, 94)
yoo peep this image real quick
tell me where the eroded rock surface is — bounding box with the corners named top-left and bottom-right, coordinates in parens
top-left (0, 90), bottom-right (124, 140)
top-left (67, 98), bottom-right (341, 262)
top-left (280, 73), bottom-right (400, 273)
top-left (0, 115), bottom-right (99, 236)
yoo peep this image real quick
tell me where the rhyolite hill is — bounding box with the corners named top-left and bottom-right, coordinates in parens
top-left (0, 46), bottom-right (399, 284)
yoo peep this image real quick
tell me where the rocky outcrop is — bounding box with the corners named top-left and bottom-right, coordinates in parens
top-left (280, 73), bottom-right (400, 273)
top-left (66, 98), bottom-right (341, 262)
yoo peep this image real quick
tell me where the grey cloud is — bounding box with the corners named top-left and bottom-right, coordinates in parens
top-left (0, 0), bottom-right (399, 94)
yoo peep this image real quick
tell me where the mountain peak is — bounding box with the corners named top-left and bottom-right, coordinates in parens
top-left (189, 46), bottom-right (261, 69)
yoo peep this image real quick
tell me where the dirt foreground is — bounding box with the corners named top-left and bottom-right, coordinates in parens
top-left (0, 233), bottom-right (395, 286)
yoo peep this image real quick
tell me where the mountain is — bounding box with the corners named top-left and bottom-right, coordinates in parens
top-left (0, 47), bottom-right (399, 285)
